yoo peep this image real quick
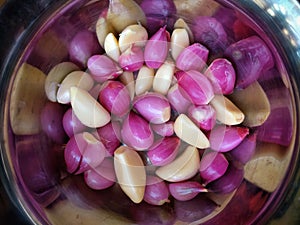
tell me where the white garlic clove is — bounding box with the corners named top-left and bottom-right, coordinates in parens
top-left (107, 0), bottom-right (147, 34)
top-left (210, 95), bottom-right (245, 125)
top-left (70, 87), bottom-right (110, 128)
top-left (104, 33), bottom-right (121, 62)
top-left (10, 63), bottom-right (47, 135)
top-left (170, 28), bottom-right (190, 60)
top-left (153, 61), bottom-right (175, 95)
top-left (57, 71), bottom-right (94, 104)
top-left (119, 24), bottom-right (148, 52)
top-left (174, 18), bottom-right (194, 43)
top-left (45, 62), bottom-right (79, 102)
top-left (119, 71), bottom-right (135, 100)
top-left (244, 142), bottom-right (289, 192)
top-left (228, 81), bottom-right (270, 127)
top-left (174, 114), bottom-right (210, 149)
top-left (156, 145), bottom-right (200, 182)
top-left (114, 146), bottom-right (146, 203)
top-left (135, 65), bottom-right (155, 95)
top-left (96, 17), bottom-right (115, 48)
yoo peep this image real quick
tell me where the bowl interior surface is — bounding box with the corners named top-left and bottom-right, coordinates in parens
top-left (1, 0), bottom-right (299, 224)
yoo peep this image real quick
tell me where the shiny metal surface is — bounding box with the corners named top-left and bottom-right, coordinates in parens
top-left (0, 0), bottom-right (299, 224)
top-left (222, 1), bottom-right (300, 224)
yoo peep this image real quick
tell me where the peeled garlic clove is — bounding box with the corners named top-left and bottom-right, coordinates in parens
top-left (119, 24), bottom-right (148, 52)
top-left (156, 145), bottom-right (200, 182)
top-left (107, 0), bottom-right (147, 33)
top-left (57, 71), bottom-right (94, 104)
top-left (135, 65), bottom-right (155, 95)
top-left (10, 63), bottom-right (47, 135)
top-left (104, 33), bottom-right (120, 62)
top-left (174, 18), bottom-right (194, 43)
top-left (210, 94), bottom-right (245, 125)
top-left (45, 62), bottom-right (79, 102)
top-left (153, 61), bottom-right (175, 95)
top-left (96, 16), bottom-right (115, 48)
top-left (171, 28), bottom-right (190, 60)
top-left (70, 87), bottom-right (110, 128)
top-left (174, 114), bottom-right (210, 149)
top-left (119, 71), bottom-right (135, 100)
top-left (114, 146), bottom-right (146, 203)
top-left (243, 142), bottom-right (289, 192)
top-left (174, 0), bottom-right (220, 21)
top-left (228, 81), bottom-right (270, 127)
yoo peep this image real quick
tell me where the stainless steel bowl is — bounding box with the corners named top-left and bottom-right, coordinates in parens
top-left (0, 0), bottom-right (299, 224)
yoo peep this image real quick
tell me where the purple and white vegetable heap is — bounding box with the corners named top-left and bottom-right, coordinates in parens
top-left (41, 0), bottom-right (276, 205)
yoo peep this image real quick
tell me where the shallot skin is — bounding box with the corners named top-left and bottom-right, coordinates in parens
top-left (187, 105), bottom-right (216, 131)
top-left (151, 121), bottom-right (174, 137)
top-left (225, 35), bottom-right (274, 89)
top-left (64, 132), bottom-right (106, 175)
top-left (140, 0), bottom-right (176, 18)
top-left (167, 84), bottom-right (191, 114)
top-left (228, 132), bottom-right (257, 164)
top-left (176, 43), bottom-right (209, 72)
top-left (192, 16), bottom-right (229, 55)
top-left (147, 136), bottom-right (180, 166)
top-left (40, 102), bottom-right (67, 144)
top-left (96, 121), bottom-right (121, 156)
top-left (133, 92), bottom-right (171, 124)
top-left (207, 163), bottom-right (244, 194)
top-left (62, 108), bottom-right (86, 138)
top-left (69, 30), bottom-right (101, 68)
top-left (209, 125), bottom-right (249, 152)
top-left (169, 181), bottom-right (207, 201)
top-left (118, 45), bottom-right (145, 72)
top-left (199, 151), bottom-right (229, 185)
top-left (87, 55), bottom-right (122, 82)
top-left (144, 26), bottom-right (169, 69)
top-left (98, 80), bottom-right (131, 117)
top-left (84, 157), bottom-right (116, 190)
top-left (205, 58), bottom-right (236, 95)
top-left (121, 111), bottom-right (154, 151)
top-left (144, 175), bottom-right (170, 206)
top-left (177, 70), bottom-right (214, 105)
top-left (140, 0), bottom-right (177, 35)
